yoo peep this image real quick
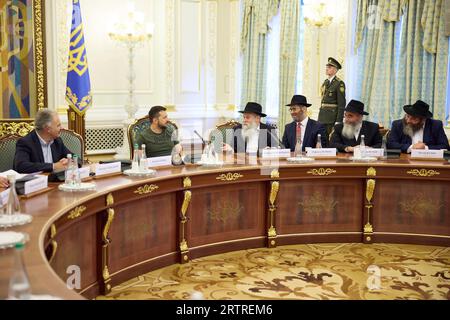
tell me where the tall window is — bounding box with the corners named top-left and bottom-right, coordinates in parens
top-left (264, 1), bottom-right (305, 120)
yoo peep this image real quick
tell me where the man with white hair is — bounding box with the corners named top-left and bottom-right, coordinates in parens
top-left (222, 102), bottom-right (279, 154)
top-left (330, 100), bottom-right (382, 153)
top-left (13, 109), bottom-right (73, 173)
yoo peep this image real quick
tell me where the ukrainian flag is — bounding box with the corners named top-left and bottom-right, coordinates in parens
top-left (66, 0), bottom-right (92, 116)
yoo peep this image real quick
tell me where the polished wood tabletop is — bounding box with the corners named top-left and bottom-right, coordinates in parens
top-left (1, 154), bottom-right (449, 299)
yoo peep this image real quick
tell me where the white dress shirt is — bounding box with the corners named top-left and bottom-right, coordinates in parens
top-left (35, 131), bottom-right (54, 164)
top-left (297, 117), bottom-right (309, 149)
top-left (354, 123), bottom-right (362, 141)
top-left (246, 125), bottom-right (260, 154)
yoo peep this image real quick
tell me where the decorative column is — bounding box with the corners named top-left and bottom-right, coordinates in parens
top-left (364, 167), bottom-right (376, 243)
top-left (267, 169), bottom-right (280, 248)
top-left (179, 177), bottom-right (192, 263)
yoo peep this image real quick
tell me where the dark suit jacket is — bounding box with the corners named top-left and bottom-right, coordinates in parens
top-left (282, 119), bottom-right (328, 152)
top-left (330, 121), bottom-right (382, 153)
top-left (13, 130), bottom-right (73, 173)
top-left (232, 123), bottom-right (279, 154)
top-left (387, 119), bottom-right (450, 153)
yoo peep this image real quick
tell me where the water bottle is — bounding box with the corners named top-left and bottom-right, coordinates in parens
top-left (132, 144), bottom-right (140, 171)
top-left (201, 142), bottom-right (211, 163)
top-left (72, 155), bottom-right (81, 186)
top-left (6, 175), bottom-right (21, 216)
top-left (8, 242), bottom-right (32, 300)
top-left (208, 136), bottom-right (217, 163)
top-left (139, 144), bottom-right (148, 172)
top-left (65, 154), bottom-right (73, 185)
top-left (360, 135), bottom-right (366, 158)
top-left (294, 138), bottom-right (302, 157)
top-left (316, 134), bottom-right (322, 149)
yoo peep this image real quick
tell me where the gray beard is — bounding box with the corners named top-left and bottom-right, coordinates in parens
top-left (242, 123), bottom-right (258, 140)
top-left (342, 122), bottom-right (362, 140)
top-left (402, 125), bottom-right (415, 138)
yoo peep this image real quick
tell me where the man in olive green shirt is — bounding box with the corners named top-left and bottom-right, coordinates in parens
top-left (318, 57), bottom-right (346, 138)
top-left (136, 106), bottom-right (182, 158)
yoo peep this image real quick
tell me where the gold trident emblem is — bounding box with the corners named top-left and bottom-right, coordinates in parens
top-left (67, 24), bottom-right (89, 77)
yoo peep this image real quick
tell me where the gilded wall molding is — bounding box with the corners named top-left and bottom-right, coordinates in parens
top-left (179, 190), bottom-right (192, 263)
top-left (134, 184), bottom-right (160, 195)
top-left (216, 173), bottom-right (244, 181)
top-left (33, 0), bottom-right (47, 110)
top-left (407, 169), bottom-right (440, 177)
top-left (67, 206), bottom-right (87, 220)
top-left (307, 168), bottom-right (336, 176)
top-left (48, 224), bottom-right (58, 264)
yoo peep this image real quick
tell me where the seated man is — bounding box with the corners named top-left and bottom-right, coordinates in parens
top-left (282, 95), bottom-right (327, 151)
top-left (14, 109), bottom-right (72, 173)
top-left (0, 176), bottom-right (9, 188)
top-left (223, 102), bottom-right (279, 154)
top-left (136, 106), bottom-right (182, 158)
top-left (387, 100), bottom-right (450, 153)
top-left (330, 100), bottom-right (382, 153)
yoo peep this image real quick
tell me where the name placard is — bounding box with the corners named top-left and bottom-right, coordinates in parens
top-left (147, 156), bottom-right (172, 168)
top-left (306, 148), bottom-right (337, 157)
top-left (354, 148), bottom-right (384, 158)
top-left (411, 149), bottom-right (444, 159)
top-left (261, 149), bottom-right (291, 159)
top-left (95, 162), bottom-right (122, 177)
top-left (78, 167), bottom-right (91, 180)
top-left (24, 176), bottom-right (48, 195)
top-left (0, 189), bottom-right (10, 206)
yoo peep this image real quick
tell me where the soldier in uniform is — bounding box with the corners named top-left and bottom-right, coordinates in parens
top-left (318, 57), bottom-right (346, 138)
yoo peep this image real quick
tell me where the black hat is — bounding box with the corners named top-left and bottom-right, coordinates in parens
top-left (286, 95), bottom-right (312, 107)
top-left (326, 57), bottom-right (342, 70)
top-left (403, 100), bottom-right (432, 118)
top-left (345, 100), bottom-right (368, 115)
top-left (239, 102), bottom-right (267, 117)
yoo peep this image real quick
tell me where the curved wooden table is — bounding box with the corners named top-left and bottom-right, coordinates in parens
top-left (1, 154), bottom-right (449, 299)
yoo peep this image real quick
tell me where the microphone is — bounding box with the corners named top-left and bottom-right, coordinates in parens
top-left (268, 128), bottom-right (285, 149)
top-left (194, 130), bottom-right (209, 145)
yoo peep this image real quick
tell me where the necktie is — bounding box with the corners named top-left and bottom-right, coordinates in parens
top-left (296, 122), bottom-right (302, 143)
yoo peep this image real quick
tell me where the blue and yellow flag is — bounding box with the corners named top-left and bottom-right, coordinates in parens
top-left (66, 0), bottom-right (92, 116)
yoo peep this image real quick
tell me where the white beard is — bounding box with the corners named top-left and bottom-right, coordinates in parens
top-left (342, 121), bottom-right (362, 140)
top-left (242, 122), bottom-right (259, 140)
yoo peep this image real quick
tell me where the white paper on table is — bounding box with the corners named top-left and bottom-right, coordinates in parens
top-left (306, 148), bottom-right (337, 157)
top-left (411, 149), bottom-right (444, 159)
top-left (261, 149), bottom-right (291, 158)
top-left (95, 162), bottom-right (121, 176)
top-left (24, 175), bottom-right (48, 195)
top-left (354, 148), bottom-right (384, 158)
top-left (146, 156), bottom-right (172, 168)
top-left (78, 167), bottom-right (91, 180)
top-left (0, 170), bottom-right (28, 180)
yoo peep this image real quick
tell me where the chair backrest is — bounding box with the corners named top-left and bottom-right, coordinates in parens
top-left (209, 119), bottom-right (241, 151)
top-left (128, 116), bottom-right (179, 159)
top-left (60, 129), bottom-right (85, 163)
top-left (0, 134), bottom-right (21, 172)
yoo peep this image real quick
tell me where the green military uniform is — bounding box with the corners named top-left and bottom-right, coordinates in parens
top-left (318, 57), bottom-right (346, 137)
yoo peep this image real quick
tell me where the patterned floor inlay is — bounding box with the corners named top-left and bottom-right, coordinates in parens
top-left (99, 243), bottom-right (450, 300)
